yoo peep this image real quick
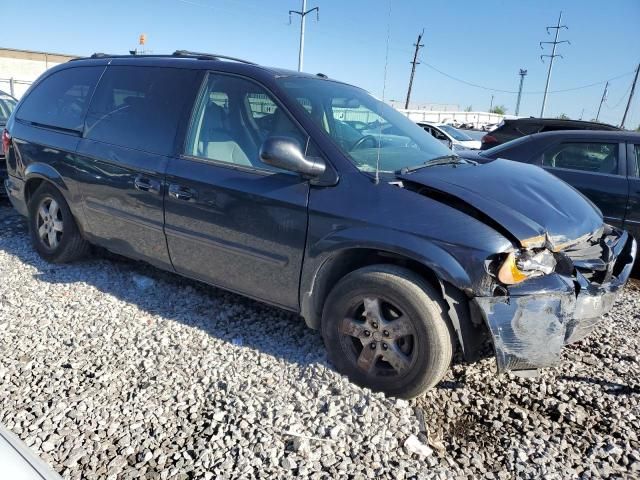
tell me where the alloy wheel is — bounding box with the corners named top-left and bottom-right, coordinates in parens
top-left (338, 296), bottom-right (417, 377)
top-left (36, 197), bottom-right (64, 250)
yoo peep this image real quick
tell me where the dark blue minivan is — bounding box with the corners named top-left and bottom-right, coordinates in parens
top-left (2, 51), bottom-right (636, 397)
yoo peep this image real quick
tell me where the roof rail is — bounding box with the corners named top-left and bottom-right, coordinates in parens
top-left (172, 50), bottom-right (256, 64)
top-left (74, 51), bottom-right (257, 65)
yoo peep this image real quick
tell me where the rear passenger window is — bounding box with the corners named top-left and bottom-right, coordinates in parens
top-left (16, 66), bottom-right (103, 131)
top-left (85, 66), bottom-right (198, 155)
top-left (543, 142), bottom-right (619, 174)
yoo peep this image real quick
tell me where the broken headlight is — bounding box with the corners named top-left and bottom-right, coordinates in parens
top-left (497, 249), bottom-right (557, 285)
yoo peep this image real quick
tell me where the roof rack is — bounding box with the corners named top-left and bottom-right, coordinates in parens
top-left (75, 51), bottom-right (256, 65)
top-left (172, 50), bottom-right (256, 64)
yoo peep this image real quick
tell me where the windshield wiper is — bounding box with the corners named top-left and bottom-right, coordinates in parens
top-left (399, 155), bottom-right (472, 174)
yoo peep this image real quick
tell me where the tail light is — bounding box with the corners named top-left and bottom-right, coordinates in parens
top-left (481, 134), bottom-right (497, 146)
top-left (2, 129), bottom-right (10, 155)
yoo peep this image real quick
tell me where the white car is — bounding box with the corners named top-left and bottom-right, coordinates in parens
top-left (417, 122), bottom-right (482, 150)
top-left (0, 425), bottom-right (62, 480)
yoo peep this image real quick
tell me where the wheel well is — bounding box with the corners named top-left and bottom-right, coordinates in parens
top-left (310, 248), bottom-right (441, 326)
top-left (24, 178), bottom-right (45, 205)
top-left (307, 248), bottom-right (490, 361)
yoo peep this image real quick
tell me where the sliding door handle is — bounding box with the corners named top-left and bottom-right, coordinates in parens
top-left (134, 175), bottom-right (161, 194)
top-left (169, 184), bottom-right (197, 201)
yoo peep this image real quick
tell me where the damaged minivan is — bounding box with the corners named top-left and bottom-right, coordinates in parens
top-left (3, 52), bottom-right (636, 397)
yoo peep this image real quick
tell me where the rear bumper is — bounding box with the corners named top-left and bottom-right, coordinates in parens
top-left (473, 230), bottom-right (636, 373)
top-left (4, 175), bottom-right (28, 216)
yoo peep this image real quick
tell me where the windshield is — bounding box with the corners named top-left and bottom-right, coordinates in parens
top-left (0, 95), bottom-right (17, 124)
top-left (438, 124), bottom-right (473, 141)
top-left (277, 77), bottom-right (452, 173)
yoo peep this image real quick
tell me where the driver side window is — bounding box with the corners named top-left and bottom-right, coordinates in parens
top-left (186, 74), bottom-right (307, 172)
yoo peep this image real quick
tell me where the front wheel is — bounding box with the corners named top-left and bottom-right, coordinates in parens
top-left (28, 183), bottom-right (89, 263)
top-left (321, 265), bottom-right (453, 398)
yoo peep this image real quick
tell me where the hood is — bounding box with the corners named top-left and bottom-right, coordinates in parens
top-left (398, 158), bottom-right (603, 250)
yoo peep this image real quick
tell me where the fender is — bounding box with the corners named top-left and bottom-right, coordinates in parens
top-left (299, 225), bottom-right (479, 330)
top-left (24, 163), bottom-right (69, 197)
top-left (22, 163), bottom-right (90, 236)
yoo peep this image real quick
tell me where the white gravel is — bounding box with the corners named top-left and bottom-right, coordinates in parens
top-left (0, 200), bottom-right (639, 479)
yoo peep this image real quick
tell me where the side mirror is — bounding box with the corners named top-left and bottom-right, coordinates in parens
top-left (260, 136), bottom-right (326, 178)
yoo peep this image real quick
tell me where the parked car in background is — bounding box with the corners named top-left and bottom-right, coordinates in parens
top-left (458, 130), bottom-right (640, 239)
top-left (0, 91), bottom-right (18, 186)
top-left (1, 424), bottom-right (62, 480)
top-left (481, 117), bottom-right (621, 150)
top-left (417, 122), bottom-right (481, 150)
top-left (482, 123), bottom-right (498, 132)
top-left (3, 52), bottom-right (635, 397)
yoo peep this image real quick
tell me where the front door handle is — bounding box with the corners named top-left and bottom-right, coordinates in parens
top-left (169, 184), bottom-right (197, 201)
top-left (134, 175), bottom-right (161, 194)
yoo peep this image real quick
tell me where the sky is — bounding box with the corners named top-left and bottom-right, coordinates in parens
top-left (2, 0), bottom-right (639, 128)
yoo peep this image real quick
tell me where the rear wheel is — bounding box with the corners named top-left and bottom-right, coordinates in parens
top-left (321, 265), bottom-right (453, 398)
top-left (28, 183), bottom-right (89, 263)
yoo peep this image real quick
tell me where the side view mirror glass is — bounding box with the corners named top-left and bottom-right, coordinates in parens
top-left (259, 136), bottom-right (326, 178)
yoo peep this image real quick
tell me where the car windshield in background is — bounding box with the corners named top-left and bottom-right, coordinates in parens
top-left (277, 77), bottom-right (452, 173)
top-left (0, 95), bottom-right (17, 124)
top-left (439, 124), bottom-right (473, 141)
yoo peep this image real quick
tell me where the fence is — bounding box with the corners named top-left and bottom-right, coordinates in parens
top-left (0, 78), bottom-right (33, 98)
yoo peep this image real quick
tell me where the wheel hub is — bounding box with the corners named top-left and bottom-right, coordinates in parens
top-left (339, 296), bottom-right (416, 376)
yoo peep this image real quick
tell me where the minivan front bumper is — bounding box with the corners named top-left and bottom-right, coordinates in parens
top-left (472, 230), bottom-right (636, 373)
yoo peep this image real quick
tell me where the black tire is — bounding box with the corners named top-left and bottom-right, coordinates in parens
top-left (28, 183), bottom-right (89, 263)
top-left (321, 264), bottom-right (453, 398)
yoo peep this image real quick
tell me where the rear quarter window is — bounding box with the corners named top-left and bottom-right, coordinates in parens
top-left (16, 66), bottom-right (103, 131)
top-left (84, 66), bottom-right (199, 155)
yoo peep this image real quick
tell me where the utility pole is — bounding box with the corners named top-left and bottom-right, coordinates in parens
top-left (540, 11), bottom-right (569, 117)
top-left (405, 29), bottom-right (424, 109)
top-left (621, 63), bottom-right (640, 128)
top-left (489, 94), bottom-right (494, 112)
top-left (289, 0), bottom-right (319, 72)
top-left (515, 69), bottom-right (527, 116)
top-left (595, 81), bottom-right (609, 122)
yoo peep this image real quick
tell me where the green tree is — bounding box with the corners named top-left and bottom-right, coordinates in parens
top-left (557, 113), bottom-right (570, 119)
top-left (464, 105), bottom-right (473, 112)
top-left (636, 124), bottom-right (640, 132)
top-left (490, 105), bottom-right (507, 115)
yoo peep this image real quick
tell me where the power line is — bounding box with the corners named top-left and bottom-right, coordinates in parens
top-left (419, 58), bottom-right (633, 94)
top-left (539, 11), bottom-right (570, 116)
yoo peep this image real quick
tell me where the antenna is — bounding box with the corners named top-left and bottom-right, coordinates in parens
top-left (375, 0), bottom-right (393, 185)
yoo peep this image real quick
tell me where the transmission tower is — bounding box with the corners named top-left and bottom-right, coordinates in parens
top-left (289, 0), bottom-right (319, 72)
top-left (404, 29), bottom-right (424, 109)
top-left (539, 12), bottom-right (569, 117)
top-left (515, 69), bottom-right (527, 116)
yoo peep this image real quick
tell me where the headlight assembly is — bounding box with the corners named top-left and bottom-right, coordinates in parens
top-left (497, 249), bottom-right (557, 285)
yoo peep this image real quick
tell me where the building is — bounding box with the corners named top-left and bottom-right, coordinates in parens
top-left (0, 47), bottom-right (79, 98)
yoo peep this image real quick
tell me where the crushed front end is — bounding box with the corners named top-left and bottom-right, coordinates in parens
top-left (473, 226), bottom-right (636, 373)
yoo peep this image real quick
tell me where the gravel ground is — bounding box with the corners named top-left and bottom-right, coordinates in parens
top-left (0, 199), bottom-right (639, 479)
